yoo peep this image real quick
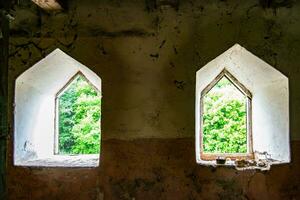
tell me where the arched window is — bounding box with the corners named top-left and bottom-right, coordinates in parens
top-left (14, 49), bottom-right (102, 167)
top-left (200, 69), bottom-right (252, 161)
top-left (55, 72), bottom-right (101, 155)
top-left (196, 44), bottom-right (290, 170)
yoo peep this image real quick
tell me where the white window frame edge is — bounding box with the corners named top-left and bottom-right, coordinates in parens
top-left (199, 69), bottom-right (253, 161)
top-left (54, 71), bottom-right (102, 156)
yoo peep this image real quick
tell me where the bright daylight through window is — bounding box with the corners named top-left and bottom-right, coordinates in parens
top-left (56, 73), bottom-right (101, 155)
top-left (201, 70), bottom-right (252, 160)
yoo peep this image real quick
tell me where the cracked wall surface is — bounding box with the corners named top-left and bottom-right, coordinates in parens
top-left (6, 0), bottom-right (300, 199)
top-left (8, 139), bottom-right (300, 199)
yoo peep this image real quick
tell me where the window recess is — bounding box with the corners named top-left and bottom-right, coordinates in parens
top-left (14, 49), bottom-right (102, 167)
top-left (195, 44), bottom-right (290, 170)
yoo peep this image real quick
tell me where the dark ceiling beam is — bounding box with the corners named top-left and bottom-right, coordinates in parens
top-left (31, 0), bottom-right (64, 11)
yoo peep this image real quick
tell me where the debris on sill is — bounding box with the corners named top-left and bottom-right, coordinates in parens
top-left (234, 159), bottom-right (270, 170)
top-left (208, 151), bottom-right (280, 170)
top-left (234, 151), bottom-right (278, 171)
top-left (200, 151), bottom-right (283, 171)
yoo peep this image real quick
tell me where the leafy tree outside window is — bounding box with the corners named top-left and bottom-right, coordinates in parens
top-left (56, 73), bottom-right (101, 155)
top-left (201, 72), bottom-right (251, 156)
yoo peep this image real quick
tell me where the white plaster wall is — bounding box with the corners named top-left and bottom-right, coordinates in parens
top-left (14, 49), bottom-right (101, 167)
top-left (195, 44), bottom-right (290, 166)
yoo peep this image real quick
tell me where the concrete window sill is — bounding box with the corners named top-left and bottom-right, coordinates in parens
top-left (14, 154), bottom-right (100, 168)
top-left (196, 158), bottom-right (279, 171)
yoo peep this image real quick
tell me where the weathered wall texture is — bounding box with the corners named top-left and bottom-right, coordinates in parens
top-left (8, 140), bottom-right (300, 199)
top-left (6, 0), bottom-right (300, 199)
top-left (0, 0), bottom-right (11, 198)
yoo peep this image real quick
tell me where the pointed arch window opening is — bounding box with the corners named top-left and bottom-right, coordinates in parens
top-left (200, 69), bottom-right (253, 160)
top-left (54, 71), bottom-right (102, 155)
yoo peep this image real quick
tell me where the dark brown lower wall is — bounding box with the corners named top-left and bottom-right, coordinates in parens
top-left (7, 139), bottom-right (300, 200)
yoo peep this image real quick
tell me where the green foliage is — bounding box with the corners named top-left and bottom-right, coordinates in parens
top-left (203, 77), bottom-right (247, 153)
top-left (58, 75), bottom-right (101, 154)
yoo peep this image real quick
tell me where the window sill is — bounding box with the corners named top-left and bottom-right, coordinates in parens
top-left (196, 158), bottom-right (276, 171)
top-left (14, 154), bottom-right (99, 168)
